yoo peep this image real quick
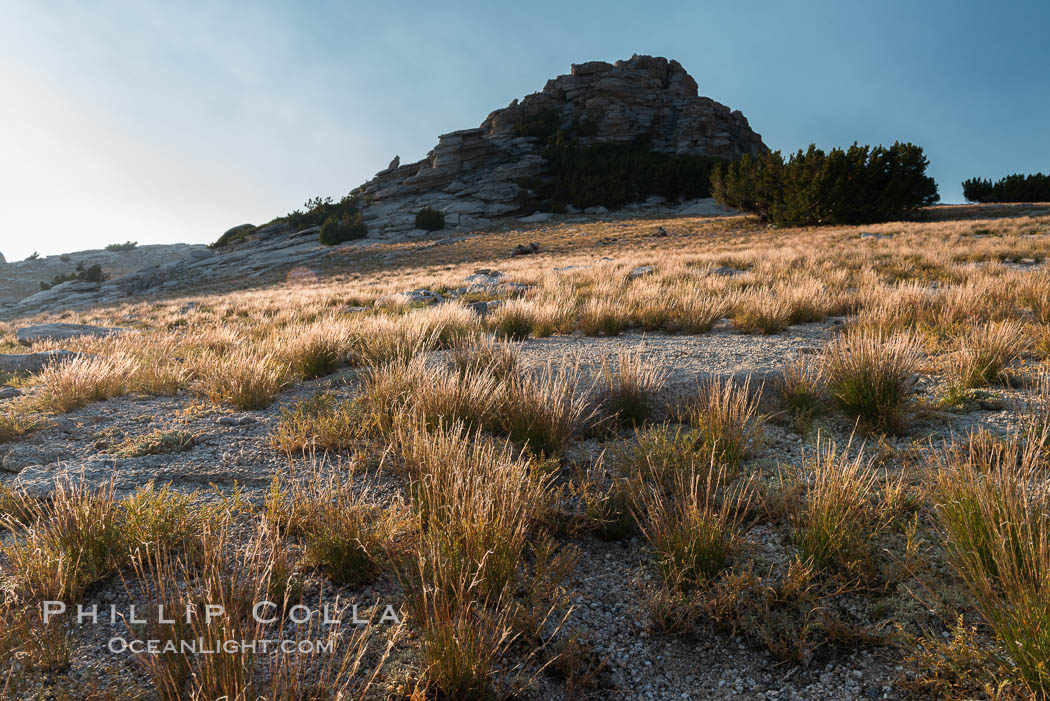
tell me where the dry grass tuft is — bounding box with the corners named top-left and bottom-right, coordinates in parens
top-left (633, 467), bottom-right (748, 586)
top-left (448, 333), bottom-right (520, 379)
top-left (677, 375), bottom-right (764, 471)
top-left (780, 352), bottom-right (823, 421)
top-left (780, 436), bottom-right (887, 574)
top-left (947, 320), bottom-right (1028, 389)
top-left (597, 349), bottom-right (668, 427)
top-left (3, 479), bottom-right (126, 601)
top-left (821, 329), bottom-right (919, 432)
top-left (279, 318), bottom-right (352, 379)
top-left (497, 362), bottom-right (593, 455)
top-left (579, 297), bottom-right (628, 337)
top-left (930, 431), bottom-right (1050, 697)
top-left (197, 348), bottom-right (288, 409)
top-left (271, 393), bottom-right (364, 454)
top-left (266, 471), bottom-right (413, 585)
top-left (38, 353), bottom-right (134, 412)
top-left (0, 400), bottom-right (40, 444)
top-left (731, 290), bottom-right (792, 335)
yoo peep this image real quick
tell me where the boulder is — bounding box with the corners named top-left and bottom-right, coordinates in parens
top-left (629, 265), bottom-right (655, 279)
top-left (16, 323), bottom-right (128, 346)
top-left (374, 289), bottom-right (444, 308)
top-left (15, 280), bottom-right (101, 308)
top-left (15, 457), bottom-right (145, 498)
top-left (0, 350), bottom-right (83, 373)
top-left (520, 212), bottom-right (553, 223)
top-left (1, 446), bottom-right (61, 474)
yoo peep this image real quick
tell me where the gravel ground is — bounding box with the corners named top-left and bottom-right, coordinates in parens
top-left (0, 319), bottom-right (1037, 699)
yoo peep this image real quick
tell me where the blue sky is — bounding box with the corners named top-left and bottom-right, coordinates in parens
top-left (1, 0), bottom-right (1047, 260)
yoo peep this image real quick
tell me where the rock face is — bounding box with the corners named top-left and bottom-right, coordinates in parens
top-left (353, 55), bottom-right (764, 238)
top-left (0, 242), bottom-right (209, 309)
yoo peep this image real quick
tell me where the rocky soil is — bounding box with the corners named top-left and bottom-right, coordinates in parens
top-left (0, 316), bottom-right (1030, 699)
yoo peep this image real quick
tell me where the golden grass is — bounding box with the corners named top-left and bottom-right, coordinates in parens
top-left (633, 466), bottom-right (748, 586)
top-left (37, 353), bottom-right (134, 412)
top-left (4, 206), bottom-right (1050, 695)
top-left (930, 431), bottom-right (1050, 697)
top-left (196, 347), bottom-right (288, 409)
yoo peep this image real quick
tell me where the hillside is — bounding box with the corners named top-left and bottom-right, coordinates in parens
top-left (1, 207), bottom-right (1049, 698)
top-left (0, 243), bottom-right (208, 311)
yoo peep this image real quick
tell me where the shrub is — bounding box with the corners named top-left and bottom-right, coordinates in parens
top-left (962, 172), bottom-right (1050, 203)
top-left (105, 240), bottom-right (137, 252)
top-left (712, 142), bottom-right (939, 226)
top-left (517, 112), bottom-right (725, 209)
top-left (287, 194), bottom-right (362, 231)
top-left (210, 223), bottom-right (256, 249)
top-left (40, 261), bottom-right (110, 291)
top-left (414, 206), bottom-right (446, 231)
top-left (821, 330), bottom-right (919, 432)
top-left (319, 212), bottom-right (367, 245)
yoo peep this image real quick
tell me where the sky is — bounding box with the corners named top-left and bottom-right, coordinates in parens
top-left (0, 0), bottom-right (1047, 261)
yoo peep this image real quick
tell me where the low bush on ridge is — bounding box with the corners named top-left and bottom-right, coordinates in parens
top-left (712, 142), bottom-right (939, 226)
top-left (963, 172), bottom-right (1050, 203)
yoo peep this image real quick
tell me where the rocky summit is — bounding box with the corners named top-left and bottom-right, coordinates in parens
top-left (354, 55), bottom-right (765, 237)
